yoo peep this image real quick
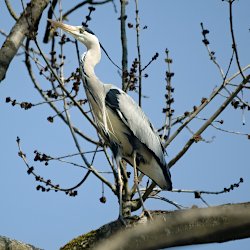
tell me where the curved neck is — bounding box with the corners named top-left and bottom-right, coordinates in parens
top-left (82, 44), bottom-right (101, 78)
top-left (80, 44), bottom-right (105, 110)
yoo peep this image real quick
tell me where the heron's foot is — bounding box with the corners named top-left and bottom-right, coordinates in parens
top-left (141, 209), bottom-right (153, 220)
top-left (118, 214), bottom-right (127, 226)
top-left (118, 214), bottom-right (139, 226)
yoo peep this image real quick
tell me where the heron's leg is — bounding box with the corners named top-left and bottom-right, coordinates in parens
top-left (116, 157), bottom-right (124, 223)
top-left (132, 152), bottom-right (152, 219)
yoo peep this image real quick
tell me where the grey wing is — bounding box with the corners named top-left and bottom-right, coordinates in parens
top-left (105, 87), bottom-right (166, 167)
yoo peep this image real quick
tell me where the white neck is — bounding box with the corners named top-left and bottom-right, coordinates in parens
top-left (82, 43), bottom-right (101, 78)
top-left (80, 40), bottom-right (108, 134)
top-left (80, 43), bottom-right (105, 110)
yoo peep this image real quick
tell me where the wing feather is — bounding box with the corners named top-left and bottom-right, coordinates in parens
top-left (105, 87), bottom-right (165, 166)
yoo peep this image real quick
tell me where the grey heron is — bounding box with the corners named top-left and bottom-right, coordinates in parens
top-left (48, 19), bottom-right (172, 218)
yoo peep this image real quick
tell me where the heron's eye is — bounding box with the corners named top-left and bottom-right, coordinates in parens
top-left (79, 28), bottom-right (84, 34)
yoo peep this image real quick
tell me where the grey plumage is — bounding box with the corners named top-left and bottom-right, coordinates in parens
top-left (48, 19), bottom-right (172, 192)
top-left (104, 87), bottom-right (172, 190)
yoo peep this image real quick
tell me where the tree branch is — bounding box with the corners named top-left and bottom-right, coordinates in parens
top-left (24, 39), bottom-right (100, 145)
top-left (0, 0), bottom-right (50, 82)
top-left (229, 0), bottom-right (245, 79)
top-left (61, 202), bottom-right (250, 249)
top-left (169, 74), bottom-right (250, 167)
top-left (62, 0), bottom-right (112, 19)
top-left (43, 0), bottom-right (112, 43)
top-left (4, 0), bottom-right (19, 20)
top-left (120, 0), bottom-right (128, 91)
top-left (135, 0), bottom-right (142, 106)
top-left (92, 202), bottom-right (250, 250)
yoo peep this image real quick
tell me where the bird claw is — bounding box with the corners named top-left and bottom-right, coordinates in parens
top-left (140, 210), bottom-right (153, 220)
top-left (118, 214), bottom-right (139, 226)
top-left (118, 215), bottom-right (127, 226)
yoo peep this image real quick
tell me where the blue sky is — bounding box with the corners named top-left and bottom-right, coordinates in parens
top-left (1, 1), bottom-right (250, 249)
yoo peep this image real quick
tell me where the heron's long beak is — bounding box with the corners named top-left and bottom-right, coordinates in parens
top-left (48, 19), bottom-right (78, 35)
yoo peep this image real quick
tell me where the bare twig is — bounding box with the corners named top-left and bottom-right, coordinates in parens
top-left (149, 195), bottom-right (186, 209)
top-left (161, 49), bottom-right (174, 141)
top-left (172, 177), bottom-right (243, 196)
top-left (34, 38), bottom-right (99, 131)
top-left (24, 39), bottom-right (100, 145)
top-left (62, 0), bottom-right (112, 20)
top-left (43, 0), bottom-right (112, 43)
top-left (17, 137), bottom-right (89, 194)
top-left (200, 22), bottom-right (225, 79)
top-left (211, 123), bottom-right (249, 137)
top-left (49, 150), bottom-right (104, 160)
top-left (228, 0), bottom-right (245, 79)
top-left (169, 75), bottom-right (250, 168)
top-left (25, 48), bottom-right (113, 190)
top-left (134, 0), bottom-right (142, 106)
top-left (43, 0), bottom-right (58, 43)
top-left (4, 0), bottom-right (19, 20)
top-left (120, 0), bottom-right (128, 91)
top-left (164, 65), bottom-right (250, 148)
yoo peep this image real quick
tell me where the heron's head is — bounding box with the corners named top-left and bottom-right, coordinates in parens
top-left (48, 19), bottom-right (99, 49)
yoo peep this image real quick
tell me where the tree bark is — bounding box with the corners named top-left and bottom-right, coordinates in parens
top-left (0, 0), bottom-right (49, 82)
top-left (0, 235), bottom-right (42, 250)
top-left (61, 202), bottom-right (250, 250)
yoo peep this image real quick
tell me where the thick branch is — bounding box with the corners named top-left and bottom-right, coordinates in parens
top-left (0, 0), bottom-right (49, 82)
top-left (80, 202), bottom-right (250, 250)
top-left (0, 236), bottom-right (41, 250)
